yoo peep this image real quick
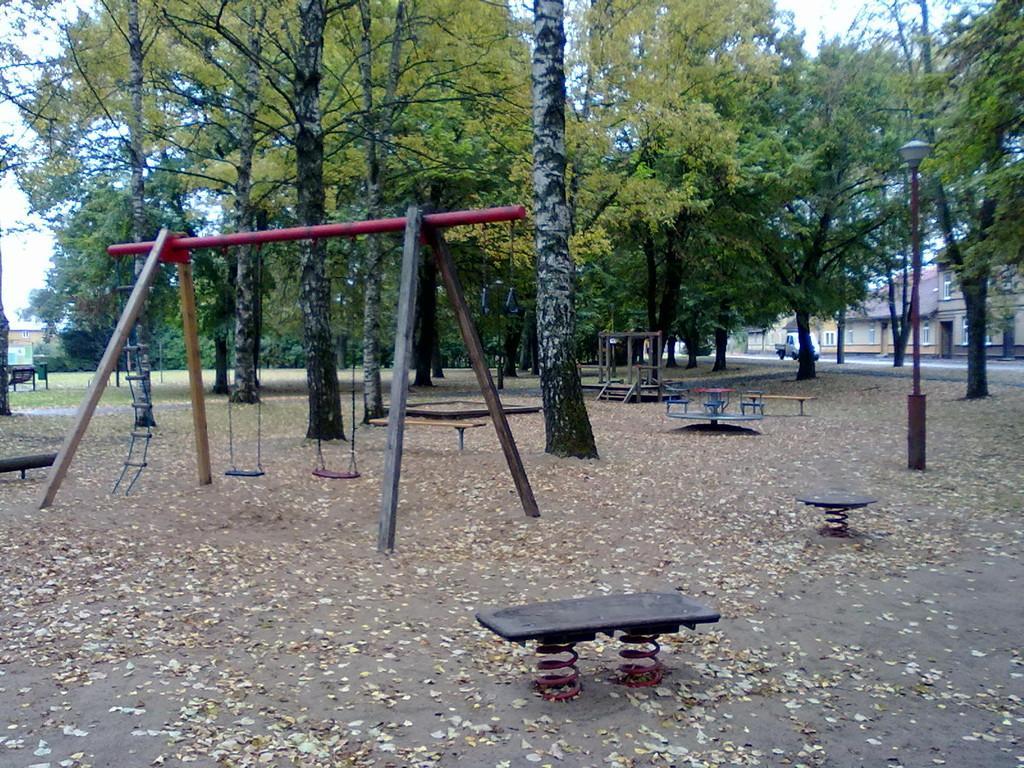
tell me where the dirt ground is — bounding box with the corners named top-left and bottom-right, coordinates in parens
top-left (1, 366), bottom-right (1022, 768)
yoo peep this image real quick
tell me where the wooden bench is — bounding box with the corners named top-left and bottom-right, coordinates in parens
top-left (367, 417), bottom-right (486, 450)
top-left (758, 393), bottom-right (816, 416)
top-left (0, 453), bottom-right (57, 479)
top-left (8, 365), bottom-right (36, 391)
top-left (477, 592), bottom-right (719, 700)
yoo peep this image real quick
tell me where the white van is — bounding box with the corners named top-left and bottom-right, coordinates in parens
top-left (775, 331), bottom-right (820, 361)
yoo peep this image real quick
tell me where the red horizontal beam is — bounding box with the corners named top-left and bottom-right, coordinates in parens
top-left (107, 205), bottom-right (527, 261)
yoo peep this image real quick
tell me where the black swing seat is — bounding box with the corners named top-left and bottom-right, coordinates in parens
top-left (225, 468), bottom-right (265, 478)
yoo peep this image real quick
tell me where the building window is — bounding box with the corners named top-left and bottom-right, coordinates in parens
top-left (868, 325), bottom-right (876, 344)
top-left (961, 316), bottom-right (969, 345)
top-left (943, 273), bottom-right (953, 300)
top-left (921, 321), bottom-right (932, 345)
top-left (21, 330), bottom-right (30, 338)
top-left (824, 331), bottom-right (836, 346)
top-left (846, 328), bottom-right (854, 344)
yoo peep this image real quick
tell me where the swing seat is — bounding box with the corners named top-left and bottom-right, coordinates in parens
top-left (225, 468), bottom-right (265, 478)
top-left (311, 468), bottom-right (360, 480)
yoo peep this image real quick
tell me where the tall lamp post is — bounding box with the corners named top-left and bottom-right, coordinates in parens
top-left (899, 139), bottom-right (932, 471)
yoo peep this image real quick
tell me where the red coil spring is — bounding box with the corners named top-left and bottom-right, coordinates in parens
top-left (535, 643), bottom-right (581, 701)
top-left (618, 634), bottom-right (663, 687)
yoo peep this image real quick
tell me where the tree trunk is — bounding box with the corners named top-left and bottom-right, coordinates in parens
top-left (503, 313), bottom-right (522, 377)
top-left (656, 240), bottom-right (683, 353)
top-left (917, 0), bottom-right (989, 399)
top-left (682, 332), bottom-right (699, 369)
top-left (213, 333), bottom-right (229, 394)
top-left (431, 336), bottom-right (444, 379)
top-left (521, 309), bottom-right (539, 374)
top-left (962, 273), bottom-right (989, 398)
top-left (413, 242), bottom-right (437, 386)
top-left (795, 309), bottom-right (816, 380)
top-left (837, 306), bottom-right (847, 364)
top-left (295, 0), bottom-right (343, 440)
top-left (532, 0), bottom-right (597, 458)
top-left (644, 234), bottom-right (658, 331)
top-left (232, 12), bottom-right (262, 404)
top-left (887, 257), bottom-right (911, 367)
top-left (358, 0), bottom-right (407, 421)
top-left (0, 231), bottom-right (11, 416)
top-left (712, 326), bottom-right (727, 371)
top-left (127, 0), bottom-right (155, 428)
top-left (666, 334), bottom-right (678, 367)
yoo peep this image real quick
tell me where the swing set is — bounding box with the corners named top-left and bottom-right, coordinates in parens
top-left (37, 205), bottom-right (539, 552)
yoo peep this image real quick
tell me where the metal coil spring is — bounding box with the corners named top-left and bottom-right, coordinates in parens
top-left (535, 643), bottom-right (581, 701)
top-left (618, 634), bottom-right (663, 687)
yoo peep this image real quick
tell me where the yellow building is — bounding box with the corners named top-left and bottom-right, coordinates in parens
top-left (748, 264), bottom-right (1024, 360)
top-left (818, 268), bottom-right (940, 358)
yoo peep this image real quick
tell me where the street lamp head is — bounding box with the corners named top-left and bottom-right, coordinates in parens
top-left (899, 139), bottom-right (933, 169)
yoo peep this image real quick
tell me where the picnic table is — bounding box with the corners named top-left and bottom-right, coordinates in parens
top-left (797, 490), bottom-right (878, 536)
top-left (477, 592), bottom-right (720, 700)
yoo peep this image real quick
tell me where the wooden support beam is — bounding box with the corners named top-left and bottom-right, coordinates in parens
top-left (38, 229), bottom-right (172, 509)
top-left (377, 206), bottom-right (423, 553)
top-left (178, 262), bottom-right (212, 486)
top-left (626, 335), bottom-right (634, 385)
top-left (425, 226), bottom-right (540, 518)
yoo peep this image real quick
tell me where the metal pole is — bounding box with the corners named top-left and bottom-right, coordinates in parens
top-left (908, 166), bottom-right (926, 470)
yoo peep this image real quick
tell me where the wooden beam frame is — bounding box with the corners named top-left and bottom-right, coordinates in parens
top-left (38, 229), bottom-right (172, 509)
top-left (377, 215), bottom-right (542, 553)
top-left (426, 226), bottom-right (540, 519)
top-left (178, 262), bottom-right (212, 485)
top-left (378, 206), bottom-right (422, 553)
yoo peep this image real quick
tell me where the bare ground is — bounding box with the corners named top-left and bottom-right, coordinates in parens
top-left (1, 366), bottom-right (1022, 768)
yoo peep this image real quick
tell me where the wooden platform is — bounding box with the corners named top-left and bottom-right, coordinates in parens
top-left (394, 399), bottom-right (541, 420)
top-left (367, 417), bottom-right (486, 450)
top-left (667, 412), bottom-right (762, 424)
top-left (477, 592), bottom-right (720, 644)
top-left (0, 453), bottom-right (57, 479)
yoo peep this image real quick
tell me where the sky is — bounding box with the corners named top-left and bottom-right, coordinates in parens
top-left (0, 0), bottom-right (875, 328)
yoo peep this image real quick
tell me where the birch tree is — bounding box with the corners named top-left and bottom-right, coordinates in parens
top-left (357, 0), bottom-right (406, 421)
top-left (532, 0), bottom-right (597, 458)
top-left (294, 0), bottom-right (344, 438)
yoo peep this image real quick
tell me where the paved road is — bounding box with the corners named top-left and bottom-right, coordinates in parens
top-left (732, 353), bottom-right (1024, 386)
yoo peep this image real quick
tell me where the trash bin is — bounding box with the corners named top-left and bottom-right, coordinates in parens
top-left (34, 362), bottom-right (48, 390)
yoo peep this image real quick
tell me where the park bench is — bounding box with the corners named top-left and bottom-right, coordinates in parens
top-left (8, 365), bottom-right (36, 391)
top-left (0, 453), bottom-right (57, 480)
top-left (758, 393), bottom-right (816, 416)
top-left (477, 592), bottom-right (720, 700)
top-left (367, 417), bottom-right (486, 451)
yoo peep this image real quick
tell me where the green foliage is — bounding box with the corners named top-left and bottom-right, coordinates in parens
top-left (9, 0), bottom-right (1018, 382)
top-left (934, 1), bottom-right (1023, 270)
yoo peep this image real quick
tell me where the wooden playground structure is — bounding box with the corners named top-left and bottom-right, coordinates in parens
top-left (36, 205), bottom-right (540, 552)
top-left (589, 331), bottom-right (665, 403)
